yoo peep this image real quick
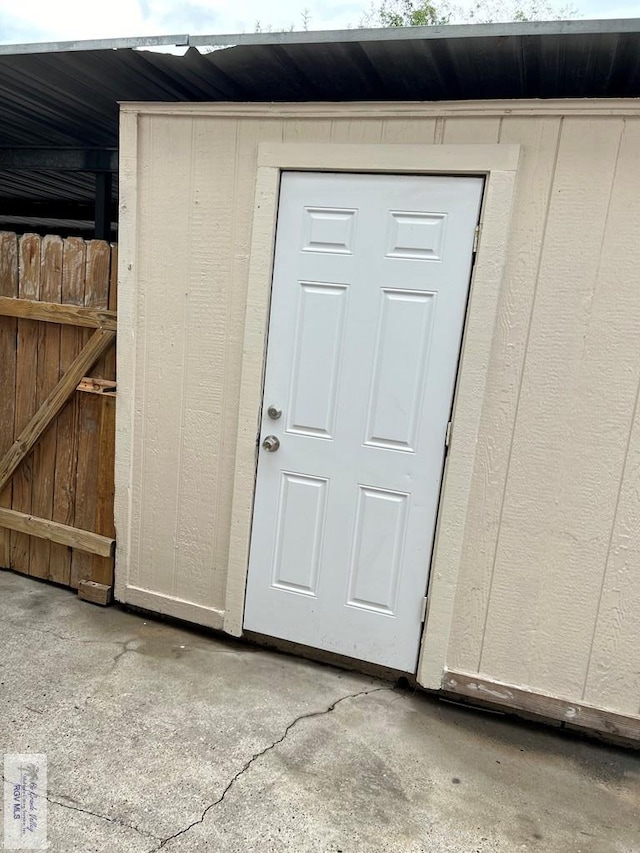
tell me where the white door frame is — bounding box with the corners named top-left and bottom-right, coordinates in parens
top-left (224, 142), bottom-right (520, 688)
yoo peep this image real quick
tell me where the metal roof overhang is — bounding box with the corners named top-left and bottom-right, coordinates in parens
top-left (1, 19), bottom-right (640, 238)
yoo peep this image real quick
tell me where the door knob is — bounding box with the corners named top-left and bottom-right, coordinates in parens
top-left (267, 405), bottom-right (282, 420)
top-left (262, 435), bottom-right (280, 452)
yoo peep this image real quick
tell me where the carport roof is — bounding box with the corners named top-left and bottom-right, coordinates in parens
top-left (2, 19), bottom-right (640, 148)
top-left (1, 18), bottom-right (640, 236)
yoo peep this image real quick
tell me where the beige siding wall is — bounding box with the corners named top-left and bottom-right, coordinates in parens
top-left (116, 103), bottom-right (640, 718)
top-left (448, 115), bottom-right (640, 716)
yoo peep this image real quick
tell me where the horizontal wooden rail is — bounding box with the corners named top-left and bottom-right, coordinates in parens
top-left (0, 329), bottom-right (116, 494)
top-left (0, 296), bottom-right (117, 330)
top-left (0, 507), bottom-right (115, 558)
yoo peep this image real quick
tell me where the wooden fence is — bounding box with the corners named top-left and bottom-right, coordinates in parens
top-left (0, 232), bottom-right (117, 601)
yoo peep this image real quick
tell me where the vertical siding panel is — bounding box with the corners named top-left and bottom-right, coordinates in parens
top-left (583, 389), bottom-right (640, 715)
top-left (172, 118), bottom-right (287, 608)
top-left (211, 118), bottom-right (285, 610)
top-left (172, 117), bottom-right (239, 607)
top-left (442, 118), bottom-right (501, 143)
top-left (330, 120), bottom-right (384, 143)
top-left (134, 115), bottom-right (194, 595)
top-left (114, 110), bottom-right (138, 603)
top-left (285, 117), bottom-right (437, 146)
top-left (283, 119), bottom-right (333, 142)
top-left (448, 117), bottom-right (562, 672)
top-left (380, 119), bottom-right (437, 143)
top-left (581, 120), bottom-right (640, 714)
top-left (223, 118), bottom-right (286, 624)
top-left (126, 115), bottom-right (150, 594)
top-left (479, 118), bottom-right (625, 696)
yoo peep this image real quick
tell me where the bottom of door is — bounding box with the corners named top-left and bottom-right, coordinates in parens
top-left (245, 582), bottom-right (426, 673)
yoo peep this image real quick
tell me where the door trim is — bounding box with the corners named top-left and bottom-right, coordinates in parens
top-left (224, 143), bottom-right (520, 687)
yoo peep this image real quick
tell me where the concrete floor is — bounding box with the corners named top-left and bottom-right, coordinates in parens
top-left (0, 569), bottom-right (638, 853)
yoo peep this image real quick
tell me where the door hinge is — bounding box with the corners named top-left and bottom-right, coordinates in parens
top-left (445, 420), bottom-right (452, 449)
top-left (473, 224), bottom-right (481, 254)
top-left (420, 596), bottom-right (428, 623)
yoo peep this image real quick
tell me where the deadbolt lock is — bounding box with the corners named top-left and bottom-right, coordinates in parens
top-left (267, 405), bottom-right (282, 420)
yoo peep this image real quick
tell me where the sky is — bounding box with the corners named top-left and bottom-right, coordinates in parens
top-left (0, 0), bottom-right (639, 45)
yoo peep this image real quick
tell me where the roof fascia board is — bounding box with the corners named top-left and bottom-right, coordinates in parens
top-left (118, 99), bottom-right (640, 118)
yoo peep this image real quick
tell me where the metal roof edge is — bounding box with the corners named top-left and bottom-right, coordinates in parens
top-left (1, 18), bottom-right (640, 56)
top-left (0, 33), bottom-right (189, 55)
top-left (190, 18), bottom-right (640, 47)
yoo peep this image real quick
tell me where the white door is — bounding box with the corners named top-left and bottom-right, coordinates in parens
top-left (244, 172), bottom-right (483, 672)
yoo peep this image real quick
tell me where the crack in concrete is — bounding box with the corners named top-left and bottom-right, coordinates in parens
top-left (1, 775), bottom-right (160, 842)
top-left (46, 794), bottom-right (162, 841)
top-left (153, 685), bottom-right (392, 851)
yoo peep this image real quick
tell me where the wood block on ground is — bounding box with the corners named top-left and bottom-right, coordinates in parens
top-left (77, 579), bottom-right (113, 606)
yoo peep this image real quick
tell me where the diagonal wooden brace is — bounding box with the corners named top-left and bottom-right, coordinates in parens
top-left (0, 328), bottom-right (116, 495)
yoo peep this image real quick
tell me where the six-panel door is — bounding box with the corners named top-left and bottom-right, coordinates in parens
top-left (243, 172), bottom-right (483, 672)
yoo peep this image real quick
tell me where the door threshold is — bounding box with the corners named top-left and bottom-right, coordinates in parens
top-left (243, 629), bottom-right (417, 686)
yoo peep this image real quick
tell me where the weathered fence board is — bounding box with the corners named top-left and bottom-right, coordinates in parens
top-left (50, 237), bottom-right (86, 585)
top-left (71, 241), bottom-right (112, 589)
top-left (0, 233), bottom-right (18, 569)
top-left (0, 232), bottom-right (117, 593)
top-left (30, 235), bottom-right (63, 579)
top-left (12, 235), bottom-right (41, 573)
